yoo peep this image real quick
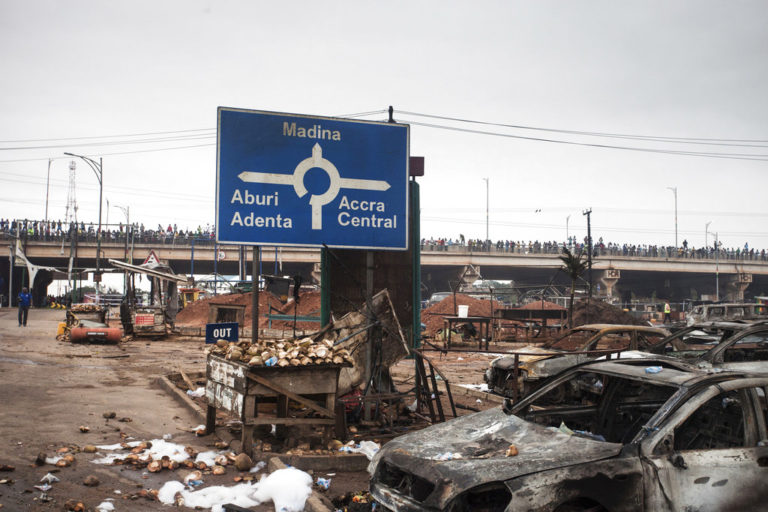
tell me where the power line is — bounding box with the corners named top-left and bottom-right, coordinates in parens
top-left (0, 134), bottom-right (215, 151)
top-left (0, 127), bottom-right (215, 144)
top-left (397, 110), bottom-right (768, 147)
top-left (401, 119), bottom-right (768, 162)
top-left (0, 143), bottom-right (215, 163)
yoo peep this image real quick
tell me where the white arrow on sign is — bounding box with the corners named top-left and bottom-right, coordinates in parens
top-left (238, 143), bottom-right (389, 229)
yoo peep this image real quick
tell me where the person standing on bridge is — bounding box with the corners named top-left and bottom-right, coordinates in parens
top-left (663, 301), bottom-right (671, 323)
top-left (18, 287), bottom-right (31, 327)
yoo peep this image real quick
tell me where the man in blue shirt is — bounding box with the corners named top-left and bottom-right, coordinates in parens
top-left (18, 287), bottom-right (31, 326)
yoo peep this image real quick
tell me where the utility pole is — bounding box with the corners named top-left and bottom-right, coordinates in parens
top-left (566, 215), bottom-right (571, 245)
top-left (583, 208), bottom-right (593, 298)
top-left (715, 232), bottom-right (720, 301)
top-left (667, 186), bottom-right (678, 248)
top-left (705, 221), bottom-right (711, 249)
top-left (706, 227), bottom-right (720, 301)
top-left (483, 177), bottom-right (489, 242)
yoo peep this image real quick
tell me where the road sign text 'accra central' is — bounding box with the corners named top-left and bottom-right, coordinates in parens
top-left (216, 108), bottom-right (410, 250)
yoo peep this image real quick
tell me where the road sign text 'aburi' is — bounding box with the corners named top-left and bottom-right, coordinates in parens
top-left (216, 108), bottom-right (410, 250)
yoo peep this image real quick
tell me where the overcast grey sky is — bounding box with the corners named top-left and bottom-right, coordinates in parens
top-left (1, 0), bottom-right (766, 250)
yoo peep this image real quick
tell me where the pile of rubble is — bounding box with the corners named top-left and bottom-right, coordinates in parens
top-left (206, 337), bottom-right (353, 367)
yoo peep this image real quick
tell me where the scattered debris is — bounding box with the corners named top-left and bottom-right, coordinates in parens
top-left (0, 465), bottom-right (14, 472)
top-left (102, 411), bottom-right (116, 419)
top-left (79, 425), bottom-right (90, 433)
top-left (64, 499), bottom-right (86, 511)
top-left (95, 501), bottom-right (115, 512)
top-left (83, 475), bottom-right (100, 487)
top-left (233, 453), bottom-right (252, 471)
top-left (40, 473), bottom-right (60, 483)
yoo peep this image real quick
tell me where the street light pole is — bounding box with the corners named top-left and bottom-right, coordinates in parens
top-left (706, 229), bottom-right (719, 301)
top-left (483, 177), bottom-right (489, 243)
top-left (115, 205), bottom-right (130, 293)
top-left (63, 152), bottom-right (103, 300)
top-left (44, 158), bottom-right (52, 223)
top-left (566, 215), bottom-right (571, 245)
top-left (667, 186), bottom-right (678, 248)
top-left (705, 221), bottom-right (711, 250)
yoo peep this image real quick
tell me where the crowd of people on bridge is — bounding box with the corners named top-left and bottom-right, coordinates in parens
top-left (421, 235), bottom-right (768, 262)
top-left (2, 218), bottom-right (765, 262)
top-left (0, 218), bottom-right (218, 245)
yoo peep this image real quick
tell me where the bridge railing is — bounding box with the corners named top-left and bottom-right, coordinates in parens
top-left (420, 242), bottom-right (768, 262)
top-left (2, 223), bottom-right (766, 262)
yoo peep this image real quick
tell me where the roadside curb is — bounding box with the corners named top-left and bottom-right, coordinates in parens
top-left (455, 385), bottom-right (505, 404)
top-left (154, 375), bottom-right (206, 423)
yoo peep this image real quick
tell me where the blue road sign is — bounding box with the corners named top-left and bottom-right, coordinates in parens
top-left (205, 322), bottom-right (239, 344)
top-left (216, 108), bottom-right (409, 250)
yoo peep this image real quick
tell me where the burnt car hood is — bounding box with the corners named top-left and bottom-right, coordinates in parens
top-left (493, 346), bottom-right (563, 369)
top-left (372, 408), bottom-right (622, 507)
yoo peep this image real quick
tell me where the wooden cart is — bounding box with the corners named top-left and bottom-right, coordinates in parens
top-left (205, 355), bottom-right (345, 457)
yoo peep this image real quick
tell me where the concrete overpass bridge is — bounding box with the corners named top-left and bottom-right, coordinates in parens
top-left (3, 238), bottom-right (768, 303)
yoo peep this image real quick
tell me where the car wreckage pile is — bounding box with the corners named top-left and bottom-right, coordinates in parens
top-left (204, 337), bottom-right (354, 367)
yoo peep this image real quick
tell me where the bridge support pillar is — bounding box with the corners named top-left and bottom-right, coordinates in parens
top-left (598, 268), bottom-right (621, 297)
top-left (459, 265), bottom-right (481, 287)
top-left (725, 273), bottom-right (752, 301)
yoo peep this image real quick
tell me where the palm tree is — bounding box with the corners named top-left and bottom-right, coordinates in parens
top-left (559, 247), bottom-right (588, 326)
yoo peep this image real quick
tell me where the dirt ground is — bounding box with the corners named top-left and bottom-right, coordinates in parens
top-left (0, 307), bottom-right (508, 511)
top-left (0, 308), bottom-right (382, 511)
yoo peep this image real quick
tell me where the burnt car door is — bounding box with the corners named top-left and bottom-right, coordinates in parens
top-left (705, 327), bottom-right (768, 373)
top-left (641, 378), bottom-right (768, 511)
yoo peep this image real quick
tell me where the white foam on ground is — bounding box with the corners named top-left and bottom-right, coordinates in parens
top-left (460, 383), bottom-right (490, 392)
top-left (158, 467), bottom-right (312, 512)
top-left (96, 441), bottom-right (143, 451)
top-left (194, 450), bottom-right (221, 467)
top-left (95, 501), bottom-right (115, 512)
top-left (92, 439), bottom-right (229, 466)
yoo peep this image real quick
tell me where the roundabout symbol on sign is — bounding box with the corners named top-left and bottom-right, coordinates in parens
top-left (237, 143), bottom-right (390, 229)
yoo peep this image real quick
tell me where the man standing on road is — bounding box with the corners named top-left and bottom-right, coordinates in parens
top-left (663, 301), bottom-right (671, 323)
top-left (18, 287), bottom-right (31, 327)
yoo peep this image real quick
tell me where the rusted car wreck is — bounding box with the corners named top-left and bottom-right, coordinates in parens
top-left (370, 358), bottom-right (768, 511)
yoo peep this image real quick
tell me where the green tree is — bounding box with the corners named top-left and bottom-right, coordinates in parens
top-left (559, 247), bottom-right (588, 326)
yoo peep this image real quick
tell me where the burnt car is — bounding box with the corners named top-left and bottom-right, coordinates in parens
top-left (370, 359), bottom-right (768, 511)
top-left (641, 320), bottom-right (768, 373)
top-left (484, 324), bottom-right (669, 398)
top-left (686, 302), bottom-right (768, 326)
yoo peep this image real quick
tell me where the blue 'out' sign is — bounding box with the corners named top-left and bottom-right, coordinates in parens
top-left (205, 322), bottom-right (239, 344)
top-left (216, 108), bottom-right (409, 250)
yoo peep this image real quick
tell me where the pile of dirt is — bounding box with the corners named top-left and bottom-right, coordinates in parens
top-left (570, 299), bottom-right (646, 327)
top-left (176, 291), bottom-right (281, 328)
top-left (176, 290), bottom-right (324, 332)
top-left (269, 290), bottom-right (323, 332)
top-left (519, 300), bottom-right (566, 310)
top-left (421, 293), bottom-right (503, 337)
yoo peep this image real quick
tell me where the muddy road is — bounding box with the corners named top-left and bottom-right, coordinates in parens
top-left (0, 308), bottom-right (269, 511)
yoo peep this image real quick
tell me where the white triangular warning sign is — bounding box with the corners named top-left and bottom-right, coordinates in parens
top-left (143, 250), bottom-right (160, 266)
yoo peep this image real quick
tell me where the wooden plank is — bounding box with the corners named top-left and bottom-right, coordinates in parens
top-left (179, 368), bottom-right (195, 391)
top-left (247, 374), bottom-right (334, 418)
top-left (248, 417), bottom-right (335, 426)
top-left (207, 357), bottom-right (248, 393)
top-left (243, 367), bottom-right (339, 396)
top-left (205, 381), bottom-right (244, 416)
